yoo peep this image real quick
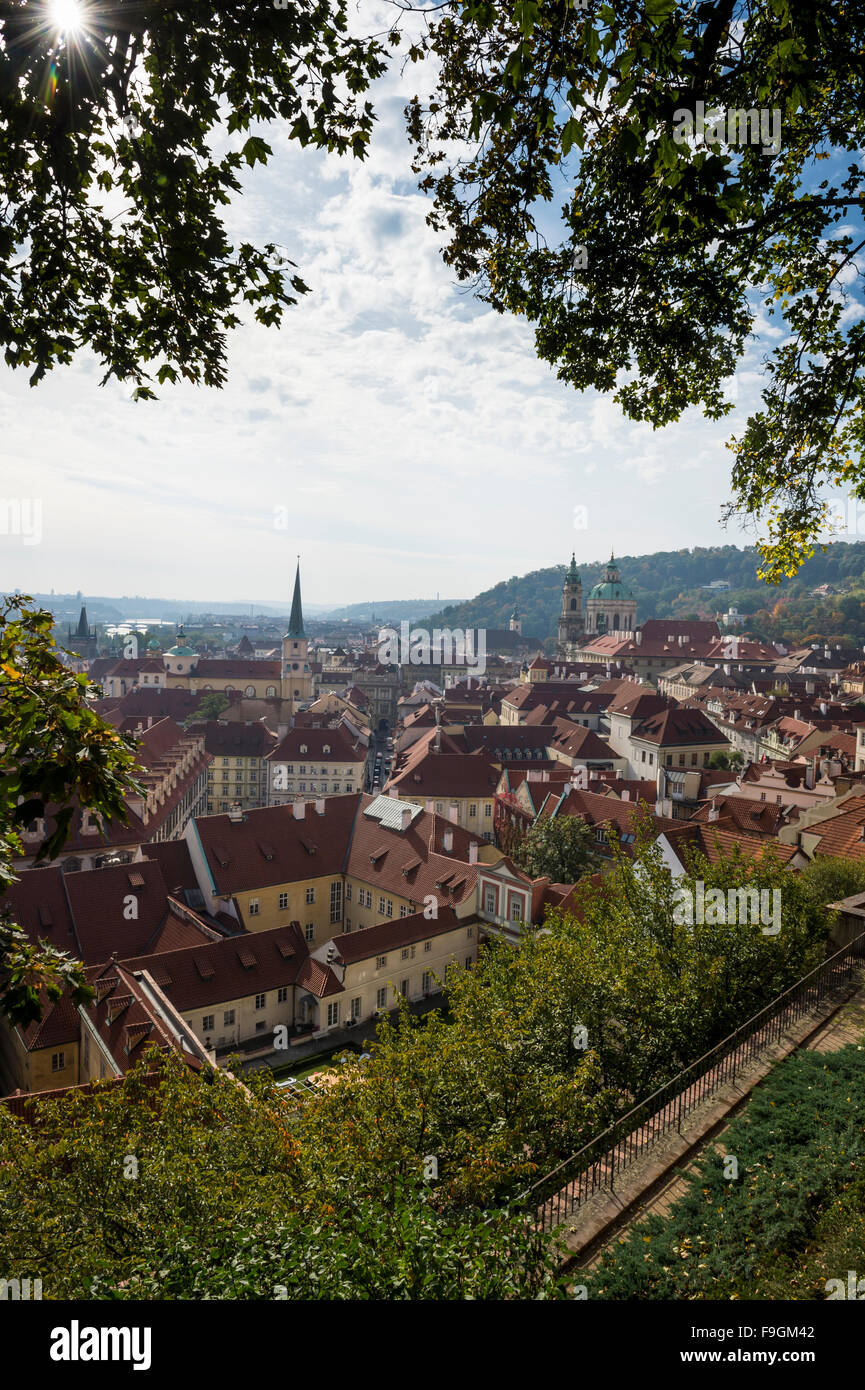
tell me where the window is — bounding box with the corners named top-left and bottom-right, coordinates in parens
top-left (202, 1014), bottom-right (214, 1032)
top-left (678, 754), bottom-right (686, 766)
top-left (401, 947), bottom-right (410, 961)
top-left (376, 954), bottom-right (387, 969)
top-left (365, 890), bottom-right (373, 908)
top-left (640, 750), bottom-right (646, 763)
top-left (224, 1010), bottom-right (235, 1026)
top-left (51, 1051), bottom-right (65, 1072)
top-left (484, 886), bottom-right (497, 914)
top-left (422, 970), bottom-right (432, 992)
top-left (345, 883), bottom-right (352, 901)
top-left (299, 744), bottom-right (307, 754)
top-left (467, 925), bottom-right (474, 938)
top-left (424, 940), bottom-right (432, 953)
top-left (345, 917), bottom-right (351, 932)
top-left (351, 998), bottom-right (361, 1020)
top-left (400, 980), bottom-right (409, 997)
top-left (222, 757), bottom-right (229, 766)
top-left (386, 899), bottom-right (393, 918)
top-left (279, 892), bottom-right (289, 911)
top-left (327, 1002), bottom-right (340, 1027)
top-left (305, 886), bottom-right (315, 904)
top-left (511, 899), bottom-right (522, 922)
top-left (760, 791), bottom-right (767, 801)
top-left (305, 923), bottom-right (314, 942)
top-left (435, 801), bottom-right (443, 814)
top-left (648, 753), bottom-right (654, 767)
top-left (399, 904), bottom-right (408, 918)
top-left (277, 986), bottom-right (288, 1003)
top-left (330, 880), bottom-right (342, 924)
top-left (469, 803), bottom-right (477, 818)
top-left (376, 987), bottom-right (387, 1010)
top-left (247, 897), bottom-right (260, 917)
top-left (378, 896), bottom-right (386, 914)
top-left (484, 804), bottom-right (492, 817)
top-left (255, 1021), bottom-right (266, 1033)
top-left (255, 993), bottom-right (266, 1010)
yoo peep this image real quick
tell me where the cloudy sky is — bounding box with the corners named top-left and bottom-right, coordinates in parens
top-left (0, 3), bottom-right (811, 610)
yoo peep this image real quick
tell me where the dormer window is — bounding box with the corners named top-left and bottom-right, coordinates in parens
top-left (323, 744), bottom-right (331, 754)
top-left (299, 744), bottom-right (307, 754)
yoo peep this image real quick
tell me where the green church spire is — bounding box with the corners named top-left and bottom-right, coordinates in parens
top-left (286, 559), bottom-right (305, 638)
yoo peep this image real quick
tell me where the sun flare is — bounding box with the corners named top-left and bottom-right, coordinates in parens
top-left (49, 0), bottom-right (85, 36)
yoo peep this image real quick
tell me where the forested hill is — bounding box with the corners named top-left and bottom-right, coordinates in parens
top-left (422, 544), bottom-right (865, 650)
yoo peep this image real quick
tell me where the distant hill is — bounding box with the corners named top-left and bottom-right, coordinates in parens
top-left (317, 599), bottom-right (464, 623)
top-left (424, 544), bottom-right (865, 650)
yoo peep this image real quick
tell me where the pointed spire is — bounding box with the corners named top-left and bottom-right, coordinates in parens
top-left (565, 552), bottom-right (580, 585)
top-left (76, 604), bottom-right (89, 636)
top-left (286, 558), bottom-right (305, 638)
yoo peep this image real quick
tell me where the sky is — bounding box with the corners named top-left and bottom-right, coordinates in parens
top-left (0, 2), bottom-right (853, 610)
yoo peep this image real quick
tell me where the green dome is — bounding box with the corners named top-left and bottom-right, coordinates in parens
top-left (165, 623), bottom-right (194, 657)
top-left (147, 638), bottom-right (162, 651)
top-left (588, 580), bottom-right (633, 600)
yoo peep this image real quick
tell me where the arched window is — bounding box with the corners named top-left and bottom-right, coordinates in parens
top-left (613, 613), bottom-right (620, 629)
top-left (225, 686), bottom-right (233, 693)
top-left (245, 685), bottom-right (255, 697)
top-left (266, 685), bottom-right (277, 697)
top-left (570, 598), bottom-right (577, 611)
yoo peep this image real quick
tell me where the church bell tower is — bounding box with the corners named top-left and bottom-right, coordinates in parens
top-left (556, 553), bottom-right (584, 658)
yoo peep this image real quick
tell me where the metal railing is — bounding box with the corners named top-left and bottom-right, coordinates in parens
top-left (526, 930), bottom-right (865, 1233)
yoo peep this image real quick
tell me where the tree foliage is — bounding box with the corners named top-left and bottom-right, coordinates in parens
top-left (0, 596), bottom-right (143, 1024)
top-left (512, 810), bottom-right (596, 883)
top-left (408, 0), bottom-right (865, 581)
top-left (0, 0), bottom-right (386, 394)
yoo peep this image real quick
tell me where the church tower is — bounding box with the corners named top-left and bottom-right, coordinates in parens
top-left (557, 554), bottom-right (584, 657)
top-left (509, 602), bottom-right (521, 635)
top-left (281, 559), bottom-right (314, 708)
top-left (585, 552), bottom-right (637, 637)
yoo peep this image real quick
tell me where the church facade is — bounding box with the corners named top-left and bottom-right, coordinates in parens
top-left (162, 561), bottom-right (314, 714)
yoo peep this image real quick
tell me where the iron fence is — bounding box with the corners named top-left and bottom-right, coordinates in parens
top-left (527, 930), bottom-right (865, 1233)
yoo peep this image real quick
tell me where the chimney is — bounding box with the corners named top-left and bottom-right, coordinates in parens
top-left (315, 798), bottom-right (325, 816)
top-left (794, 709), bottom-right (801, 722)
top-left (443, 829), bottom-right (454, 852)
top-left (469, 841), bottom-right (478, 865)
top-left (708, 805), bottom-right (720, 822)
top-left (276, 723), bottom-right (288, 740)
top-left (621, 789), bottom-right (630, 801)
top-left (228, 802), bottom-right (243, 823)
top-left (294, 799), bottom-right (305, 820)
top-left (635, 629), bottom-right (642, 646)
top-left (400, 805), bottom-right (412, 831)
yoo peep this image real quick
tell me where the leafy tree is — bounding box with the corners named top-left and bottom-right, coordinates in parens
top-left (409, 0), bottom-right (865, 581)
top-left (0, 0), bottom-right (386, 395)
top-left (708, 748), bottom-right (744, 770)
top-left (797, 855), bottom-right (865, 910)
top-left (513, 811), bottom-right (596, 883)
top-left (0, 1049), bottom-right (571, 1299)
top-left (195, 692), bottom-right (230, 722)
top-left (0, 596), bottom-right (143, 1024)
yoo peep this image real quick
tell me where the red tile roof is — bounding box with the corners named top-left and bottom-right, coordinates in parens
top-left (331, 905), bottom-right (465, 964)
